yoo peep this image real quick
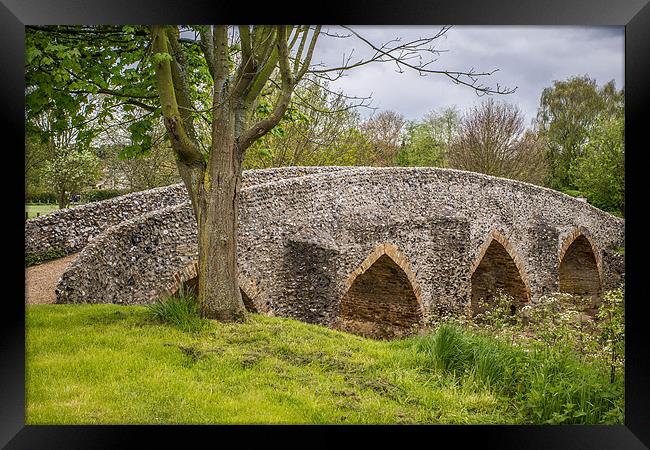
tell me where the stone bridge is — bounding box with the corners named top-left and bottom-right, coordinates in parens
top-left (25, 166), bottom-right (625, 338)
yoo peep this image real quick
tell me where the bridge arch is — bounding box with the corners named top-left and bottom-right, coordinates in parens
top-left (558, 227), bottom-right (602, 299)
top-left (338, 243), bottom-right (423, 338)
top-left (470, 229), bottom-right (531, 314)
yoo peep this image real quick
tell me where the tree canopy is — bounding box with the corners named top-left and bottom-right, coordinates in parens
top-left (536, 75), bottom-right (624, 192)
top-left (447, 99), bottom-right (547, 185)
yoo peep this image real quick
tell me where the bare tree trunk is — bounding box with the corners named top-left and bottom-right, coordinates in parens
top-left (196, 111), bottom-right (247, 321)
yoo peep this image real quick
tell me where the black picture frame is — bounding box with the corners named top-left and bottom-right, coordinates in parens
top-left (5, 0), bottom-right (649, 447)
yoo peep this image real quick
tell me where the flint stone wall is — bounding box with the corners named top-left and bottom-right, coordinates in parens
top-left (25, 166), bottom-right (347, 257)
top-left (56, 167), bottom-right (625, 328)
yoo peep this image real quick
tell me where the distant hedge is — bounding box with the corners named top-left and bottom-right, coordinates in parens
top-left (26, 191), bottom-right (58, 204)
top-left (83, 189), bottom-right (128, 203)
top-left (25, 247), bottom-right (67, 267)
top-left (26, 189), bottom-right (129, 205)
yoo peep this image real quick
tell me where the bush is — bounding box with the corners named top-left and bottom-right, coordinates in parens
top-left (25, 248), bottom-right (67, 267)
top-left (145, 285), bottom-right (210, 333)
top-left (562, 189), bottom-right (584, 198)
top-left (26, 190), bottom-right (58, 204)
top-left (83, 189), bottom-right (127, 203)
top-left (596, 287), bottom-right (625, 383)
top-left (472, 291), bottom-right (519, 330)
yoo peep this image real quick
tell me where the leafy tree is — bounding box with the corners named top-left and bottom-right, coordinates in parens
top-left (42, 146), bottom-right (101, 209)
top-left (447, 99), bottom-right (547, 184)
top-left (536, 75), bottom-right (624, 191)
top-left (26, 25), bottom-right (513, 321)
top-left (571, 112), bottom-right (624, 216)
top-left (26, 107), bottom-right (101, 207)
top-left (397, 107), bottom-right (460, 167)
top-left (97, 118), bottom-right (181, 191)
top-left (25, 134), bottom-right (51, 198)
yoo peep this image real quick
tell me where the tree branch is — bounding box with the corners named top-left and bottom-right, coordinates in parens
top-left (332, 26), bottom-right (516, 95)
top-left (238, 26), bottom-right (294, 152)
top-left (232, 26), bottom-right (277, 104)
top-left (213, 25), bottom-right (230, 98)
top-left (292, 26), bottom-right (309, 77)
top-left (295, 26), bottom-right (321, 82)
top-left (150, 25), bottom-right (203, 165)
top-left (198, 26), bottom-right (217, 80)
top-left (165, 27), bottom-right (203, 150)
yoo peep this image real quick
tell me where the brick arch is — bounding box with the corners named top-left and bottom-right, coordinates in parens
top-left (470, 229), bottom-right (531, 313)
top-left (559, 226), bottom-right (602, 275)
top-left (558, 227), bottom-right (602, 297)
top-left (338, 243), bottom-right (423, 339)
top-left (167, 261), bottom-right (266, 313)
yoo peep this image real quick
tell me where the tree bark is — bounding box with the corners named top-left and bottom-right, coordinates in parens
top-left (58, 190), bottom-right (66, 209)
top-left (196, 108), bottom-right (247, 321)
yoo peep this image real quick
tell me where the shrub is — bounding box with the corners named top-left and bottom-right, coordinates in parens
top-left (83, 189), bottom-right (127, 203)
top-left (472, 291), bottom-right (519, 330)
top-left (562, 189), bottom-right (584, 198)
top-left (596, 286), bottom-right (625, 383)
top-left (145, 285), bottom-right (210, 333)
top-left (422, 299), bottom-right (472, 331)
top-left (519, 291), bottom-right (623, 366)
top-left (26, 190), bottom-right (58, 204)
top-left (25, 248), bottom-right (67, 267)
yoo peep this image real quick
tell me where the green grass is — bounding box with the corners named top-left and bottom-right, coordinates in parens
top-left (26, 203), bottom-right (59, 219)
top-left (25, 305), bottom-right (622, 425)
top-left (27, 304), bottom-right (514, 424)
top-left (420, 324), bottom-right (624, 424)
top-left (146, 287), bottom-right (210, 333)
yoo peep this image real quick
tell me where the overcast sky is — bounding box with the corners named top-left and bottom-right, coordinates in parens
top-left (310, 26), bottom-right (624, 125)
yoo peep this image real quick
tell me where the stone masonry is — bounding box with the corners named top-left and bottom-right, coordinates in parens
top-left (24, 166), bottom-right (625, 337)
top-left (25, 166), bottom-right (344, 258)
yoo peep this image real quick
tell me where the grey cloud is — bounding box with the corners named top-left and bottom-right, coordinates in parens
top-left (311, 26), bottom-right (624, 124)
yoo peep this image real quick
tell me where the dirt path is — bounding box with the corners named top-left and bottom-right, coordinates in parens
top-left (25, 254), bottom-right (78, 305)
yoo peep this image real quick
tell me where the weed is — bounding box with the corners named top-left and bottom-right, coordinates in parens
top-left (416, 322), bottom-right (623, 424)
top-left (596, 286), bottom-right (625, 383)
top-left (146, 285), bottom-right (210, 333)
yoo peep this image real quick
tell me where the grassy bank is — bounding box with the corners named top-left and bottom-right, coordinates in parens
top-left (25, 203), bottom-right (59, 219)
top-left (25, 304), bottom-right (622, 425)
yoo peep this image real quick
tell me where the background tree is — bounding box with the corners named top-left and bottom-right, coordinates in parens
top-left (245, 76), bottom-right (372, 168)
top-left (571, 111), bottom-right (625, 216)
top-left (536, 75), bottom-right (624, 191)
top-left (97, 118), bottom-right (181, 191)
top-left (447, 99), bottom-right (547, 184)
top-left (42, 146), bottom-right (101, 209)
top-left (359, 110), bottom-right (405, 166)
top-left (26, 25), bottom-right (513, 321)
top-left (25, 134), bottom-right (51, 199)
top-left (27, 107), bottom-right (101, 208)
top-left (396, 106), bottom-right (460, 167)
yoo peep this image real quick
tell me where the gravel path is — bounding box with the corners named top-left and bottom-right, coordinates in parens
top-left (25, 254), bottom-right (78, 305)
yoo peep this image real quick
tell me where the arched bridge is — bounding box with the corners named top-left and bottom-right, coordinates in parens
top-left (26, 167), bottom-right (625, 338)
